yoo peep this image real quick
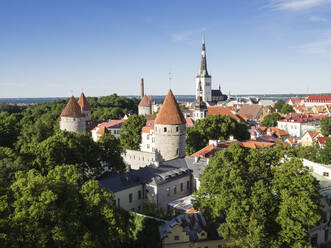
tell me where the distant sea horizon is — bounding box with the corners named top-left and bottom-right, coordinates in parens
top-left (0, 93), bottom-right (329, 105)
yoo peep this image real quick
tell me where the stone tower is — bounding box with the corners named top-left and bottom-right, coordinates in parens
top-left (60, 96), bottom-right (86, 133)
top-left (195, 35), bottom-right (212, 102)
top-left (78, 92), bottom-right (91, 121)
top-left (154, 90), bottom-right (186, 161)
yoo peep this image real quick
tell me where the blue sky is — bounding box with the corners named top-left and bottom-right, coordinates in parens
top-left (0, 0), bottom-right (331, 97)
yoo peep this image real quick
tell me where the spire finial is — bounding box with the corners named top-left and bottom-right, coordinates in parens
top-left (200, 34), bottom-right (208, 76)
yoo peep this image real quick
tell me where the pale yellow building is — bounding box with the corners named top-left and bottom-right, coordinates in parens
top-left (159, 213), bottom-right (226, 248)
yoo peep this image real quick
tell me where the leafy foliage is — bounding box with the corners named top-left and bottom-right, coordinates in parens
top-left (320, 116), bottom-right (331, 137)
top-left (119, 114), bottom-right (146, 150)
top-left (293, 139), bottom-right (331, 165)
top-left (194, 144), bottom-right (321, 248)
top-left (261, 113), bottom-right (282, 127)
top-left (274, 99), bottom-right (285, 113)
top-left (280, 104), bottom-right (295, 114)
top-left (186, 115), bottom-right (250, 155)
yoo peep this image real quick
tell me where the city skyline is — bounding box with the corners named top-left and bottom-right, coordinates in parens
top-left (1, 0), bottom-right (331, 97)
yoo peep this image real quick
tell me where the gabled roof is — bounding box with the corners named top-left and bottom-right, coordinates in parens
top-left (155, 90), bottom-right (186, 125)
top-left (78, 92), bottom-right (91, 111)
top-left (208, 106), bottom-right (244, 122)
top-left (317, 137), bottom-right (328, 145)
top-left (61, 96), bottom-right (85, 118)
top-left (237, 104), bottom-right (263, 120)
top-left (96, 126), bottom-right (109, 135)
top-left (301, 131), bottom-right (321, 140)
top-left (97, 120), bottom-right (125, 129)
top-left (139, 95), bottom-right (153, 107)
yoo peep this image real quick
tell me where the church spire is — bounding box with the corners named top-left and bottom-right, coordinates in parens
top-left (200, 34), bottom-right (209, 77)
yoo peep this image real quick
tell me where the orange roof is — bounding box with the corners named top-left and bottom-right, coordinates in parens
top-left (269, 127), bottom-right (289, 137)
top-left (306, 94), bottom-right (331, 102)
top-left (61, 96), bottom-right (85, 118)
top-left (302, 131), bottom-right (321, 139)
top-left (286, 137), bottom-right (298, 145)
top-left (239, 140), bottom-right (275, 149)
top-left (208, 106), bottom-right (243, 122)
top-left (96, 126), bottom-right (109, 135)
top-left (78, 92), bottom-right (91, 111)
top-left (317, 137), bottom-right (328, 144)
top-left (155, 90), bottom-right (186, 125)
top-left (139, 95), bottom-right (153, 107)
top-left (191, 144), bottom-right (216, 157)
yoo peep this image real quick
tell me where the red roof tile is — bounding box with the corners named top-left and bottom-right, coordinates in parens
top-left (155, 90), bottom-right (186, 125)
top-left (208, 106), bottom-right (243, 122)
top-left (306, 95), bottom-right (331, 102)
top-left (317, 136), bottom-right (328, 144)
top-left (61, 96), bottom-right (85, 118)
top-left (139, 95), bottom-right (153, 107)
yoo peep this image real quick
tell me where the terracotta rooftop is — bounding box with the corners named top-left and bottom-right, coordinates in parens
top-left (61, 96), bottom-right (85, 118)
top-left (208, 106), bottom-right (244, 122)
top-left (306, 95), bottom-right (331, 103)
top-left (78, 92), bottom-right (91, 111)
top-left (142, 120), bottom-right (155, 133)
top-left (98, 120), bottom-right (125, 129)
top-left (155, 90), bottom-right (186, 125)
top-left (278, 114), bottom-right (318, 123)
top-left (237, 104), bottom-right (263, 120)
top-left (185, 117), bottom-right (194, 128)
top-left (96, 126), bottom-right (109, 135)
top-left (239, 140), bottom-right (275, 149)
top-left (317, 137), bottom-right (328, 145)
top-left (302, 131), bottom-right (321, 139)
top-left (139, 95), bottom-right (153, 107)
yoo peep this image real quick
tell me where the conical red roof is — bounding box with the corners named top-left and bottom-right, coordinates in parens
top-left (78, 92), bottom-right (91, 111)
top-left (61, 96), bottom-right (85, 118)
top-left (139, 95), bottom-right (152, 107)
top-left (155, 90), bottom-right (186, 125)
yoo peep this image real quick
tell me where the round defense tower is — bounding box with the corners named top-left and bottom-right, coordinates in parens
top-left (138, 95), bottom-right (153, 116)
top-left (154, 90), bottom-right (186, 161)
top-left (60, 96), bottom-right (86, 133)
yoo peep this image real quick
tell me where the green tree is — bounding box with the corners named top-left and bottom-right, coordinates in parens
top-left (320, 117), bottom-right (331, 137)
top-left (261, 113), bottom-right (282, 127)
top-left (319, 138), bottom-right (331, 165)
top-left (32, 131), bottom-right (102, 178)
top-left (274, 99), bottom-right (285, 113)
top-left (119, 114), bottom-right (146, 150)
top-left (0, 112), bottom-right (22, 148)
top-left (97, 134), bottom-right (126, 172)
top-left (6, 165), bottom-right (131, 248)
top-left (280, 104), bottom-right (295, 114)
top-left (186, 115), bottom-right (250, 155)
top-left (194, 144), bottom-right (321, 247)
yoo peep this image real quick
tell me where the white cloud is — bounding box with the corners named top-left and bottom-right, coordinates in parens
top-left (170, 28), bottom-right (207, 43)
top-left (295, 30), bottom-right (331, 54)
top-left (267, 0), bottom-right (331, 11)
top-left (309, 16), bottom-right (328, 22)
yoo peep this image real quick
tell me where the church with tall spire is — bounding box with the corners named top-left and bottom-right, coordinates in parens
top-left (195, 36), bottom-right (227, 105)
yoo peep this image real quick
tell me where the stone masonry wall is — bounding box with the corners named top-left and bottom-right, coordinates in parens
top-left (60, 117), bottom-right (86, 133)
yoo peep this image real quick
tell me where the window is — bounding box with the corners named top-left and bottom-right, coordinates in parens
top-left (167, 187), bottom-right (170, 196)
top-left (174, 186), bottom-right (177, 194)
top-left (187, 181), bottom-right (190, 190)
top-left (323, 172), bottom-right (329, 177)
top-left (164, 127), bottom-right (167, 132)
top-left (152, 138), bottom-right (155, 143)
top-left (147, 135), bottom-right (150, 140)
top-left (129, 193), bottom-right (133, 203)
top-left (147, 144), bottom-right (150, 149)
top-left (180, 183), bottom-right (183, 192)
top-left (174, 236), bottom-right (179, 240)
top-left (176, 126), bottom-right (179, 132)
top-left (117, 198), bottom-right (120, 207)
top-left (176, 148), bottom-right (179, 155)
top-left (138, 190), bottom-right (142, 200)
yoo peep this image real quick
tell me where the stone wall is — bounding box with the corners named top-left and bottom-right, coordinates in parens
top-left (138, 106), bottom-right (152, 116)
top-left (122, 149), bottom-right (160, 170)
top-left (154, 123), bottom-right (186, 161)
top-left (60, 116), bottom-right (86, 133)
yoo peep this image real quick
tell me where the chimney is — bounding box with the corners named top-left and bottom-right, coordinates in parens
top-left (141, 78), bottom-right (144, 98)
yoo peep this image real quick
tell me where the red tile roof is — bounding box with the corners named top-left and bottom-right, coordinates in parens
top-left (185, 117), bottom-right (194, 128)
top-left (207, 106), bottom-right (243, 122)
top-left (96, 126), bottom-right (109, 135)
top-left (142, 120), bottom-right (155, 133)
top-left (155, 90), bottom-right (186, 125)
top-left (302, 131), bottom-right (321, 140)
top-left (317, 136), bottom-right (328, 145)
top-left (278, 114), bottom-right (318, 123)
top-left (61, 96), bottom-right (85, 118)
top-left (78, 92), bottom-right (91, 111)
top-left (306, 95), bottom-right (331, 103)
top-left (98, 119), bottom-right (125, 129)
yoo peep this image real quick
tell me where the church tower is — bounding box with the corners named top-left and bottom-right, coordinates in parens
top-left (154, 90), bottom-right (186, 161)
top-left (196, 36), bottom-right (212, 102)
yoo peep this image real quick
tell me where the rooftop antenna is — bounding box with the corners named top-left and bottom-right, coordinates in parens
top-left (169, 71), bottom-right (172, 90)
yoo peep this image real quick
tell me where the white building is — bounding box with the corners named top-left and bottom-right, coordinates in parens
top-left (91, 119), bottom-right (125, 141)
top-left (277, 115), bottom-right (319, 138)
